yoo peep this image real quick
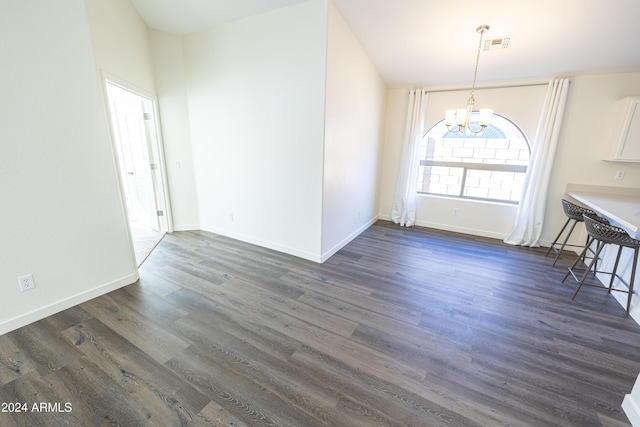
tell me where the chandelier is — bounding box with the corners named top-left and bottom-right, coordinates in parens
top-left (445, 25), bottom-right (493, 134)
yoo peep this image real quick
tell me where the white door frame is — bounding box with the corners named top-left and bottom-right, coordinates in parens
top-left (102, 74), bottom-right (173, 234)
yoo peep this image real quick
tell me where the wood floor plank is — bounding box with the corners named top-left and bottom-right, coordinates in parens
top-left (61, 317), bottom-right (209, 425)
top-left (1, 220), bottom-right (639, 426)
top-left (80, 293), bottom-right (190, 365)
top-left (43, 305), bottom-right (94, 333)
top-left (283, 272), bottom-right (423, 325)
top-left (0, 370), bottom-right (85, 427)
top-left (289, 343), bottom-right (486, 427)
top-left (0, 335), bottom-right (35, 387)
top-left (188, 400), bottom-right (249, 427)
top-left (167, 288), bottom-right (302, 363)
top-left (6, 321), bottom-right (81, 377)
top-left (218, 277), bottom-right (360, 338)
top-left (170, 315), bottom-right (338, 425)
top-left (167, 345), bottom-right (309, 427)
top-left (55, 356), bottom-right (157, 425)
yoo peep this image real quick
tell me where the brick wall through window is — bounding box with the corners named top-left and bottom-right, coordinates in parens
top-left (418, 114), bottom-right (530, 203)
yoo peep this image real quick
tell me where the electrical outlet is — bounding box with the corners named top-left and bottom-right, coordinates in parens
top-left (229, 213), bottom-right (234, 222)
top-left (452, 208), bottom-right (459, 216)
top-left (615, 171), bottom-right (625, 180)
top-left (18, 274), bottom-right (36, 292)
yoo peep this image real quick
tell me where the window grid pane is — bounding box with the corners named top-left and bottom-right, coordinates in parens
top-left (418, 113), bottom-right (530, 204)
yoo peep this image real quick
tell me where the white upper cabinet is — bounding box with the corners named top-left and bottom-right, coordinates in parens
top-left (605, 96), bottom-right (640, 162)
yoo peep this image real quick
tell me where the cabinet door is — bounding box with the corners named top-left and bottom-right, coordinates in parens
top-left (608, 96), bottom-right (640, 162)
top-left (619, 99), bottom-right (640, 160)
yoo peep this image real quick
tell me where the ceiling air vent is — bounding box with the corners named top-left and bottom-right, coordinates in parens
top-left (484, 37), bottom-right (510, 51)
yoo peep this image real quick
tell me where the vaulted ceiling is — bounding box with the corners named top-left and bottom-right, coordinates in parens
top-left (130, 0), bottom-right (640, 88)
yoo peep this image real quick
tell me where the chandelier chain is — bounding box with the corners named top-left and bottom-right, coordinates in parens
top-left (444, 24), bottom-right (493, 135)
top-left (470, 26), bottom-right (488, 100)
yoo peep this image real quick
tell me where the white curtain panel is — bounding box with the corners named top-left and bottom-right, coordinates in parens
top-left (504, 78), bottom-right (570, 246)
top-left (391, 89), bottom-right (429, 227)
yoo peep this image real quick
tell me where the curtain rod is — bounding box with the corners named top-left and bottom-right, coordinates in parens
top-left (411, 81), bottom-right (557, 94)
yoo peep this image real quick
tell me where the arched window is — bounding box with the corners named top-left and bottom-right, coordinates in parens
top-left (417, 113), bottom-right (530, 203)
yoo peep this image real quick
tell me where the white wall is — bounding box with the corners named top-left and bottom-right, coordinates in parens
top-left (556, 73), bottom-right (640, 425)
top-left (321, 1), bottom-right (387, 259)
top-left (546, 72), bottom-right (640, 246)
top-left (84, 0), bottom-right (156, 94)
top-left (380, 74), bottom-right (640, 243)
top-left (85, 0), bottom-right (185, 233)
top-left (182, 0), bottom-right (328, 261)
top-left (149, 31), bottom-right (200, 230)
top-left (624, 370), bottom-right (640, 426)
top-left (0, 0), bottom-right (136, 334)
top-left (379, 83), bottom-right (547, 239)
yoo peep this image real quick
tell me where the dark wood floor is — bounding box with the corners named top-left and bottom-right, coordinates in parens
top-left (1, 221), bottom-right (639, 426)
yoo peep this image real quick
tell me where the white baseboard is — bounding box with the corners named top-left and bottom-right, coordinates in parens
top-left (623, 393), bottom-right (640, 427)
top-left (320, 216), bottom-right (379, 263)
top-left (201, 217), bottom-right (378, 264)
top-left (200, 224), bottom-right (323, 263)
top-left (0, 272), bottom-right (139, 336)
top-left (172, 223), bottom-right (201, 232)
top-left (413, 219), bottom-right (508, 240)
top-left (378, 214), bottom-right (508, 241)
top-left (377, 214), bottom-right (568, 249)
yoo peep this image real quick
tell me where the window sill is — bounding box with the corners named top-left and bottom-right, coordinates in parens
top-left (416, 192), bottom-right (520, 207)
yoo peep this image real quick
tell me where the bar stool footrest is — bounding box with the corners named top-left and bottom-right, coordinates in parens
top-left (566, 267), bottom-right (631, 294)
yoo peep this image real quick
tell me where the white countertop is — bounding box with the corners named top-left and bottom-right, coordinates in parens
top-left (565, 184), bottom-right (640, 238)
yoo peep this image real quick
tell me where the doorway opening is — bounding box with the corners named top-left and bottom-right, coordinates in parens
top-left (105, 81), bottom-right (171, 266)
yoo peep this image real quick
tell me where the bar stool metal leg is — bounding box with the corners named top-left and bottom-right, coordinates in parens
top-left (562, 237), bottom-right (594, 283)
top-left (562, 236), bottom-right (604, 283)
top-left (567, 214), bottom-right (640, 315)
top-left (546, 217), bottom-right (572, 256)
top-left (571, 242), bottom-right (607, 300)
top-left (626, 247), bottom-right (638, 313)
top-left (546, 217), bottom-right (573, 257)
top-left (607, 246), bottom-right (624, 293)
top-left (551, 220), bottom-right (579, 267)
top-left (548, 199), bottom-right (601, 267)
